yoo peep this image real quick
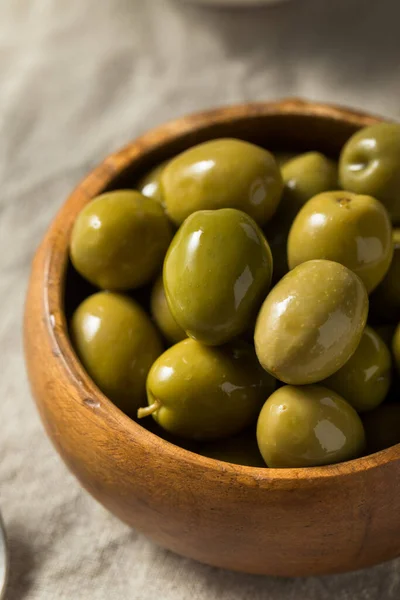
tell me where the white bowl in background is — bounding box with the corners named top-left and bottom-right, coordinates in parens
top-left (181, 0), bottom-right (290, 6)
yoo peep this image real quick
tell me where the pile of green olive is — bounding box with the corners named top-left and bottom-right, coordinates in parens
top-left (69, 125), bottom-right (400, 469)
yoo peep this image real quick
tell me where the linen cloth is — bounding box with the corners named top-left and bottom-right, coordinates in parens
top-left (2, 1), bottom-right (400, 597)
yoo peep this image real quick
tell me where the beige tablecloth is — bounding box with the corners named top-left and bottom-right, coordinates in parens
top-left (2, 1), bottom-right (400, 598)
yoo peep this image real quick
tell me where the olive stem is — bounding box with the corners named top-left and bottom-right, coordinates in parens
top-left (137, 400), bottom-right (161, 419)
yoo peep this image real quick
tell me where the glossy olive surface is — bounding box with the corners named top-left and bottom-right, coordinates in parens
top-left (393, 323), bottom-right (400, 375)
top-left (71, 292), bottom-right (163, 415)
top-left (150, 275), bottom-right (186, 345)
top-left (257, 385), bottom-right (366, 468)
top-left (324, 326), bottom-right (392, 413)
top-left (363, 403), bottom-right (400, 453)
top-left (161, 138), bottom-right (283, 226)
top-left (137, 160), bottom-right (169, 205)
top-left (263, 152), bottom-right (337, 284)
top-left (164, 209), bottom-right (273, 346)
top-left (254, 260), bottom-right (369, 385)
top-left (281, 152), bottom-right (338, 217)
top-left (288, 191), bottom-right (393, 293)
top-left (142, 338), bottom-right (276, 441)
top-left (370, 228), bottom-right (400, 321)
top-left (199, 429), bottom-right (266, 467)
top-left (70, 190), bottom-right (173, 290)
top-left (339, 123), bottom-right (400, 223)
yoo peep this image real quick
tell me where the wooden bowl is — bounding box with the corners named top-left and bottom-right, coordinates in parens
top-left (24, 99), bottom-right (400, 577)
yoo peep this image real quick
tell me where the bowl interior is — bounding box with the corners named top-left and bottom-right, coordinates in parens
top-left (64, 102), bottom-right (373, 319)
top-left (59, 100), bottom-right (399, 478)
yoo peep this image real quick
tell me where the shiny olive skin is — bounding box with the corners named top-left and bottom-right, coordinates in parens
top-left (255, 260), bottom-right (369, 385)
top-left (288, 191), bottom-right (393, 293)
top-left (71, 292), bottom-right (163, 414)
top-left (264, 152), bottom-right (338, 284)
top-left (137, 160), bottom-right (169, 205)
top-left (370, 229), bottom-right (400, 321)
top-left (339, 123), bottom-right (400, 223)
top-left (199, 429), bottom-right (266, 467)
top-left (142, 338), bottom-right (276, 441)
top-left (70, 190), bottom-right (173, 291)
top-left (161, 138), bottom-right (283, 227)
top-left (282, 152), bottom-right (338, 217)
top-left (362, 403), bottom-right (400, 453)
top-left (324, 326), bottom-right (392, 413)
top-left (150, 275), bottom-right (186, 345)
top-left (257, 385), bottom-right (366, 468)
top-left (164, 209), bottom-right (273, 346)
top-left (393, 323), bottom-right (400, 375)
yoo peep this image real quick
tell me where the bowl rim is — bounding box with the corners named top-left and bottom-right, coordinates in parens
top-left (44, 97), bottom-right (400, 483)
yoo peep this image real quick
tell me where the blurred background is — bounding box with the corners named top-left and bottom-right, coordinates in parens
top-left (1, 0), bottom-right (400, 598)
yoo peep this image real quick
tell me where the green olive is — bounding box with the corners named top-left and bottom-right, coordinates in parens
top-left (199, 429), bottom-right (266, 467)
top-left (323, 326), bottom-right (392, 413)
top-left (281, 152), bottom-right (338, 217)
top-left (150, 275), bottom-right (186, 345)
top-left (370, 229), bottom-right (400, 321)
top-left (393, 323), bottom-right (400, 375)
top-left (254, 260), bottom-right (369, 385)
top-left (164, 208), bottom-right (273, 346)
top-left (71, 292), bottom-right (163, 415)
top-left (287, 191), bottom-right (393, 293)
top-left (339, 123), bottom-right (400, 223)
top-left (263, 152), bottom-right (338, 284)
top-left (70, 190), bottom-right (173, 290)
top-left (140, 338), bottom-right (276, 441)
top-left (161, 138), bottom-right (283, 227)
top-left (137, 160), bottom-right (169, 205)
top-left (257, 385), bottom-right (366, 468)
top-left (362, 403), bottom-right (400, 453)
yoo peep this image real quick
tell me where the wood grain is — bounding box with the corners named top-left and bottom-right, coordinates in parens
top-left (23, 99), bottom-right (400, 576)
